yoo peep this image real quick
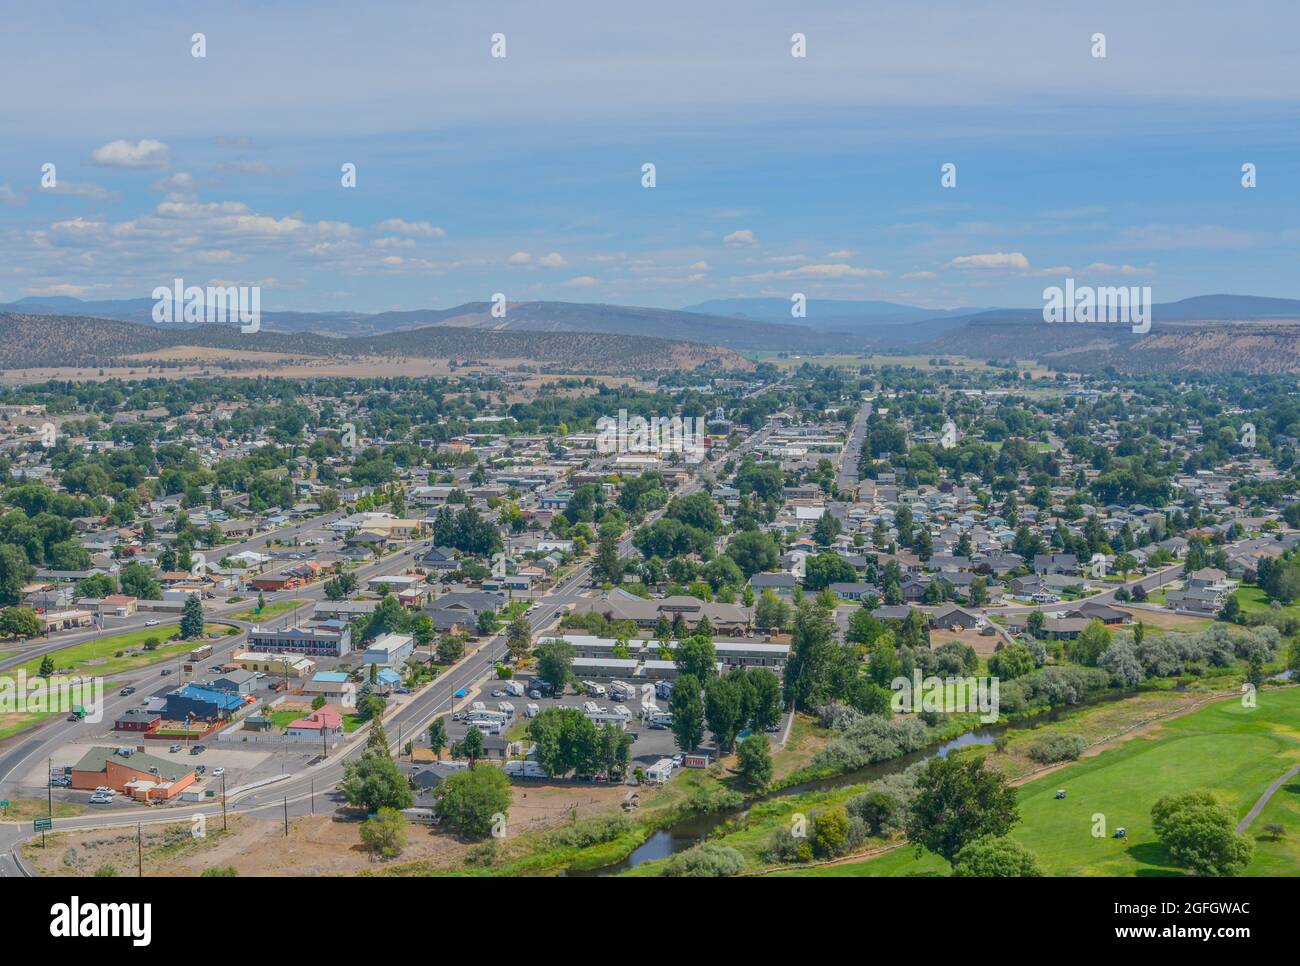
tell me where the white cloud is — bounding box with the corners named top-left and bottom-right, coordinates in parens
top-left (688, 261), bottom-right (711, 271)
top-left (1084, 262), bottom-right (1153, 276)
top-left (374, 218), bottom-right (445, 238)
top-left (562, 275), bottom-right (599, 287)
top-left (42, 180), bottom-right (117, 201)
top-left (0, 184), bottom-right (24, 206)
top-left (538, 252), bottom-right (567, 268)
top-left (88, 138), bottom-right (171, 169)
top-left (902, 270), bottom-right (937, 280)
top-left (508, 251), bottom-right (532, 264)
top-left (723, 229), bottom-right (758, 248)
top-left (945, 251), bottom-right (1030, 270)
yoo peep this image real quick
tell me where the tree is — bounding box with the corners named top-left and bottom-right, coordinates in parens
top-left (38, 654), bottom-right (56, 678)
top-left (988, 642), bottom-right (1035, 681)
top-left (1066, 619), bottom-right (1111, 666)
top-left (803, 552), bottom-right (857, 591)
top-left (593, 532), bottom-right (623, 585)
top-left (535, 637), bottom-right (575, 691)
top-left (505, 613), bottom-right (532, 661)
top-left (747, 667), bottom-right (784, 731)
top-left (1026, 609), bottom-right (1045, 639)
top-left (952, 836), bottom-right (1043, 877)
top-left (784, 600), bottom-right (840, 710)
top-left (529, 706), bottom-right (600, 777)
top-left (736, 733), bottom-right (773, 788)
top-left (0, 544), bottom-right (34, 606)
top-left (437, 633), bottom-right (465, 664)
top-left (754, 589), bottom-right (790, 632)
top-left (674, 635), bottom-right (717, 680)
top-left (1151, 790), bottom-right (1254, 876)
top-left (460, 726), bottom-right (485, 765)
top-left (340, 749), bottom-right (413, 813)
top-left (118, 561), bottom-right (161, 600)
top-left (359, 807), bottom-right (408, 858)
top-left (427, 717), bottom-right (448, 760)
top-left (0, 606), bottom-right (42, 640)
top-left (907, 756), bottom-right (1020, 866)
top-left (669, 673), bottom-right (706, 752)
top-left (704, 673), bottom-right (744, 753)
top-left (434, 766), bottom-right (511, 839)
top-left (179, 593), bottom-right (205, 640)
top-left (725, 530), bottom-right (780, 577)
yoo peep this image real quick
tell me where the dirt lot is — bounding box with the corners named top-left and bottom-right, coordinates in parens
top-left (931, 626), bottom-right (1003, 656)
top-left (1116, 607), bottom-right (1213, 632)
top-left (22, 779), bottom-right (632, 876)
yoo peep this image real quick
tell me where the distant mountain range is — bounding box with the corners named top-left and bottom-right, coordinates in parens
top-left (0, 311), bottom-right (750, 374)
top-left (682, 297), bottom-right (988, 329)
top-left (6, 293), bottom-right (1300, 372)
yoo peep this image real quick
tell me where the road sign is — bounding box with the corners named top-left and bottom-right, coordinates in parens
top-left (33, 817), bottom-right (52, 832)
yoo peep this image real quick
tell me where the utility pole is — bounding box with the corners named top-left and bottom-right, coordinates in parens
top-left (137, 823), bottom-right (142, 877)
top-left (46, 756), bottom-right (52, 823)
top-left (221, 773), bottom-right (228, 832)
top-left (283, 795), bottom-right (288, 836)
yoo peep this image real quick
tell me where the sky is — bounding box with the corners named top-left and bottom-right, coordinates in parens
top-left (1, 0), bottom-right (1299, 314)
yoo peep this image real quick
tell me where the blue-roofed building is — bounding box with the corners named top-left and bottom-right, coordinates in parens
top-left (163, 684), bottom-right (246, 722)
top-left (374, 667), bottom-right (403, 694)
top-left (304, 670), bottom-right (354, 702)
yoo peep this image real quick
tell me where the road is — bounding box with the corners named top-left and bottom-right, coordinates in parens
top-left (837, 397), bottom-right (873, 492)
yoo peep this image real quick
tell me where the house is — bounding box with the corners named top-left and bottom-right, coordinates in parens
top-left (361, 632), bottom-right (415, 669)
top-left (284, 706), bottom-right (344, 741)
top-left (420, 546), bottom-right (460, 572)
top-left (829, 582), bottom-right (880, 602)
top-left (1070, 601), bottom-right (1128, 625)
top-left (303, 671), bottom-right (354, 701)
top-left (1032, 554), bottom-right (1078, 575)
top-left (71, 747), bottom-right (197, 801)
top-left (113, 708), bottom-right (161, 733)
top-left (750, 573), bottom-right (798, 598)
top-left (929, 605), bottom-right (980, 630)
top-left (99, 594), bottom-right (138, 617)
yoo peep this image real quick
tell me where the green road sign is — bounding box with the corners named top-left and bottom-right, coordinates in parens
top-left (33, 817), bottom-right (52, 832)
top-left (1, 800), bottom-right (9, 808)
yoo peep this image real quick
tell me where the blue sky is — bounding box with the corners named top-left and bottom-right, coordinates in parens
top-left (1, 0), bottom-right (1299, 313)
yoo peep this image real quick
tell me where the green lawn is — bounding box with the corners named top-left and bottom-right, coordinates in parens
top-left (17, 623), bottom-right (237, 680)
top-left (1234, 584), bottom-right (1300, 622)
top-left (783, 686), bottom-right (1300, 877)
top-left (266, 708), bottom-right (363, 732)
top-left (227, 598), bottom-right (308, 623)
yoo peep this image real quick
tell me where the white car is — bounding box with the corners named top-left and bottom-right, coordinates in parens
top-left (89, 793), bottom-right (114, 804)
top-left (211, 767), bottom-right (226, 777)
top-left (144, 619), bottom-right (161, 627)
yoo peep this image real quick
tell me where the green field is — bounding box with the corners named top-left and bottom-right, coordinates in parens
top-left (782, 686), bottom-right (1300, 877)
top-left (227, 598), bottom-right (308, 623)
top-left (15, 623), bottom-right (237, 680)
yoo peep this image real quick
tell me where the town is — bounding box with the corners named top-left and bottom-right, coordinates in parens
top-left (0, 358), bottom-right (1294, 881)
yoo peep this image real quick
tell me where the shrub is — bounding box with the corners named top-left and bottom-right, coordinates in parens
top-left (1027, 732), bottom-right (1088, 764)
top-left (661, 842), bottom-right (745, 877)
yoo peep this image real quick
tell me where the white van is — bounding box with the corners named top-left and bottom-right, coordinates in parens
top-left (525, 703), bottom-right (540, 718)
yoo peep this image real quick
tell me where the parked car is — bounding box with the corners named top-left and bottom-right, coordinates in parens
top-left (190, 744), bottom-right (206, 755)
top-left (211, 767), bottom-right (225, 777)
top-left (144, 619), bottom-right (161, 627)
top-left (88, 793), bottom-right (114, 805)
top-left (169, 743), bottom-right (182, 753)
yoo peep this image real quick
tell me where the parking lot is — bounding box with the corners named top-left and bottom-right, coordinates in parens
top-left (443, 676), bottom-right (685, 768)
top-left (36, 735), bottom-right (308, 812)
